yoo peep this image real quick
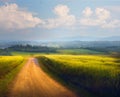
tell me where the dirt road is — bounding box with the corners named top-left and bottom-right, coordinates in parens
top-left (9, 58), bottom-right (78, 97)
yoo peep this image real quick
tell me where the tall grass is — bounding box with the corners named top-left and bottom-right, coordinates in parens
top-left (0, 56), bottom-right (25, 97)
top-left (37, 55), bottom-right (120, 97)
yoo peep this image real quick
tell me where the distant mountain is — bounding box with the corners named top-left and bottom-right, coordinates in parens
top-left (60, 36), bottom-right (120, 41)
top-left (0, 40), bottom-right (120, 49)
top-left (101, 36), bottom-right (120, 41)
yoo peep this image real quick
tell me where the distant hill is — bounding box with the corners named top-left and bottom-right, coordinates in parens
top-left (0, 40), bottom-right (120, 49)
top-left (59, 36), bottom-right (120, 41)
top-left (101, 36), bottom-right (120, 41)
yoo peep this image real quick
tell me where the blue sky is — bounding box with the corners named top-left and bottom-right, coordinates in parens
top-left (0, 0), bottom-right (120, 41)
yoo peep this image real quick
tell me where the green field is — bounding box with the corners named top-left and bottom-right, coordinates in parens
top-left (11, 51), bottom-right (42, 56)
top-left (10, 48), bottom-right (104, 56)
top-left (37, 55), bottom-right (120, 97)
top-left (0, 49), bottom-right (120, 97)
top-left (11, 51), bottom-right (57, 56)
top-left (0, 56), bottom-right (25, 97)
top-left (57, 48), bottom-right (103, 54)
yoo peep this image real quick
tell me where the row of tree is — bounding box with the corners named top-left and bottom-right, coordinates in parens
top-left (7, 44), bottom-right (57, 53)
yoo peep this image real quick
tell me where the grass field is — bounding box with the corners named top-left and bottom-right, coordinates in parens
top-left (0, 56), bottom-right (25, 97)
top-left (11, 51), bottom-right (43, 56)
top-left (57, 49), bottom-right (103, 54)
top-left (11, 48), bottom-right (104, 56)
top-left (1, 50), bottom-right (119, 97)
top-left (11, 51), bottom-right (57, 56)
top-left (37, 55), bottom-right (120, 97)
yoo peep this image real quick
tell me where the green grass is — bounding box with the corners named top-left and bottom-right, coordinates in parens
top-left (11, 51), bottom-right (41, 56)
top-left (37, 55), bottom-right (120, 97)
top-left (11, 51), bottom-right (56, 56)
top-left (57, 48), bottom-right (103, 55)
top-left (11, 48), bottom-right (104, 57)
top-left (0, 56), bottom-right (25, 97)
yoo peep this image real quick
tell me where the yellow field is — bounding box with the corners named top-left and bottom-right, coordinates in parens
top-left (45, 55), bottom-right (119, 73)
top-left (0, 56), bottom-right (24, 97)
top-left (37, 55), bottom-right (120, 97)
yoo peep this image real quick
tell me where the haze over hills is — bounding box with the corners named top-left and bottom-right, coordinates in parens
top-left (0, 36), bottom-right (120, 49)
top-left (59, 36), bottom-right (120, 41)
top-left (100, 36), bottom-right (120, 41)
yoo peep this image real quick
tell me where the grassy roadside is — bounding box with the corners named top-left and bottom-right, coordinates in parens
top-left (36, 55), bottom-right (120, 97)
top-left (0, 56), bottom-right (27, 97)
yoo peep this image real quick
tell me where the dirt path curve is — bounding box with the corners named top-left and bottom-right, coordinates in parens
top-left (9, 58), bottom-right (78, 97)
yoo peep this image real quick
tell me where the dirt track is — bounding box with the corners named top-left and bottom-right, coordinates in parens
top-left (9, 58), bottom-right (78, 97)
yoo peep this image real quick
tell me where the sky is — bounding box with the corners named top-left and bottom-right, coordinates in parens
top-left (0, 0), bottom-right (120, 41)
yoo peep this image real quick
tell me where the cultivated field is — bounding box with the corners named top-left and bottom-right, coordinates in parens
top-left (57, 49), bottom-right (103, 55)
top-left (37, 55), bottom-right (120, 97)
top-left (0, 52), bottom-right (119, 97)
top-left (0, 56), bottom-right (24, 97)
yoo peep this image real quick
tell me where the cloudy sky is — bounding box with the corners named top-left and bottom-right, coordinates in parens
top-left (0, 0), bottom-right (120, 41)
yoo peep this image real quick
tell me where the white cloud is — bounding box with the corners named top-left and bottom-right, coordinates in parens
top-left (80, 18), bottom-right (105, 26)
top-left (80, 7), bottom-right (120, 28)
top-left (105, 6), bottom-right (120, 15)
top-left (95, 8), bottom-right (110, 20)
top-left (43, 5), bottom-right (76, 29)
top-left (54, 4), bottom-right (69, 17)
top-left (0, 3), bottom-right (119, 30)
top-left (82, 7), bottom-right (93, 17)
top-left (0, 3), bottom-right (43, 30)
top-left (102, 20), bottom-right (120, 28)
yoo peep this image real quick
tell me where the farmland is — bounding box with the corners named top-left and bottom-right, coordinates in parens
top-left (57, 48), bottom-right (103, 55)
top-left (0, 42), bottom-right (120, 97)
top-left (0, 0), bottom-right (120, 96)
top-left (0, 56), bottom-right (25, 97)
top-left (37, 55), bottom-right (120, 97)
